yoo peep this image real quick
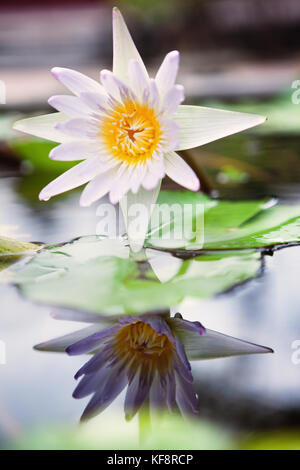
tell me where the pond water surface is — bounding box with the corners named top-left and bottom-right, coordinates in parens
top-left (0, 131), bottom-right (300, 446)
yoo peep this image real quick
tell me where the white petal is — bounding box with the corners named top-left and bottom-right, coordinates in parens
top-left (51, 67), bottom-right (104, 96)
top-left (80, 166), bottom-right (119, 207)
top-left (173, 322), bottom-right (273, 360)
top-left (56, 118), bottom-right (98, 139)
top-left (112, 7), bottom-right (148, 85)
top-left (130, 163), bottom-right (147, 194)
top-left (163, 85), bottom-right (184, 115)
top-left (13, 112), bottom-right (73, 143)
top-left (49, 141), bottom-right (100, 161)
top-left (128, 59), bottom-right (149, 101)
top-left (155, 50), bottom-right (180, 98)
top-left (164, 151), bottom-right (200, 191)
top-left (109, 164), bottom-right (133, 204)
top-left (80, 92), bottom-right (109, 113)
top-left (174, 105), bottom-right (266, 151)
top-left (100, 69), bottom-right (129, 101)
top-left (120, 182), bottom-right (161, 253)
top-left (142, 171), bottom-right (160, 191)
top-left (39, 157), bottom-right (106, 201)
top-left (160, 118), bottom-right (179, 152)
top-left (147, 156), bottom-right (165, 181)
top-left (48, 95), bottom-right (91, 118)
top-left (148, 79), bottom-right (160, 111)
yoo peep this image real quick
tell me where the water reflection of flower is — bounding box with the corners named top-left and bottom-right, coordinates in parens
top-left (35, 309), bottom-right (272, 422)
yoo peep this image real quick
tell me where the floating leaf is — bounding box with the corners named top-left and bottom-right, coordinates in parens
top-left (14, 236), bottom-right (261, 315)
top-left (146, 191), bottom-right (300, 251)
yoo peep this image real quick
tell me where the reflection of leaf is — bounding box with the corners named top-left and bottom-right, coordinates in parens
top-left (14, 237), bottom-right (261, 315)
top-left (146, 191), bottom-right (300, 251)
top-left (6, 413), bottom-right (234, 450)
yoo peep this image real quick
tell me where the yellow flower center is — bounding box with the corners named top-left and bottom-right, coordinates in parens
top-left (100, 100), bottom-right (162, 165)
top-left (113, 321), bottom-right (174, 373)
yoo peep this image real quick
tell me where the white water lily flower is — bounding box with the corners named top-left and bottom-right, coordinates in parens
top-left (13, 8), bottom-right (266, 251)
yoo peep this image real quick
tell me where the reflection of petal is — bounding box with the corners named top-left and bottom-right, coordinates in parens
top-left (145, 248), bottom-right (183, 283)
top-left (81, 369), bottom-right (128, 421)
top-left (124, 367), bottom-right (154, 421)
top-left (66, 325), bottom-right (118, 356)
top-left (173, 319), bottom-right (273, 360)
top-left (34, 324), bottom-right (105, 353)
top-left (51, 308), bottom-right (112, 324)
top-left (35, 310), bottom-right (273, 422)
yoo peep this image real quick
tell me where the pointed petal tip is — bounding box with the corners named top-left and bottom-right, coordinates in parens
top-left (79, 196), bottom-right (91, 208)
top-left (125, 412), bottom-right (133, 422)
top-left (51, 67), bottom-right (62, 79)
top-left (33, 343), bottom-right (46, 351)
top-left (48, 152), bottom-right (56, 161)
top-left (109, 193), bottom-right (120, 205)
top-left (38, 190), bottom-right (51, 202)
top-left (263, 345), bottom-right (274, 354)
top-left (12, 120), bottom-right (22, 131)
top-left (191, 178), bottom-right (201, 192)
top-left (65, 345), bottom-right (74, 356)
top-left (169, 50), bottom-right (180, 60)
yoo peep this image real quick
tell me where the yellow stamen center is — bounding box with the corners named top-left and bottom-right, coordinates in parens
top-left (100, 100), bottom-right (162, 165)
top-left (113, 321), bottom-right (174, 372)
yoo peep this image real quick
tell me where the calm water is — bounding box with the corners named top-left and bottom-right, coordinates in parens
top-left (0, 132), bottom-right (300, 445)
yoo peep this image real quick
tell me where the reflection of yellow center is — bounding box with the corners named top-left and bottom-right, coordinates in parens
top-left (100, 100), bottom-right (162, 165)
top-left (113, 321), bottom-right (174, 373)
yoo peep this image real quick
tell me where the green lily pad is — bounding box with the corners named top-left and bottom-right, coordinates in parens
top-left (146, 191), bottom-right (300, 251)
top-left (14, 236), bottom-right (261, 315)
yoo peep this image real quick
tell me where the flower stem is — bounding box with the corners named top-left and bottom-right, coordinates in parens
top-left (138, 397), bottom-right (151, 447)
